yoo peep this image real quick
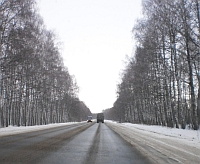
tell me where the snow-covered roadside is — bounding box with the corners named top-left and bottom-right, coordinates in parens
top-left (106, 120), bottom-right (200, 142)
top-left (0, 122), bottom-right (79, 137)
top-left (1, 120), bottom-right (200, 142)
top-left (124, 122), bottom-right (200, 141)
top-left (106, 121), bottom-right (200, 164)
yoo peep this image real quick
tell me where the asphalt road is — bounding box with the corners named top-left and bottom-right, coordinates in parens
top-left (0, 122), bottom-right (153, 164)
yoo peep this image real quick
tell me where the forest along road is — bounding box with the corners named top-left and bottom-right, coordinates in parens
top-left (0, 122), bottom-right (153, 164)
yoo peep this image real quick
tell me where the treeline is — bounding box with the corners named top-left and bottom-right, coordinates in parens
top-left (106, 0), bottom-right (200, 130)
top-left (0, 0), bottom-right (91, 127)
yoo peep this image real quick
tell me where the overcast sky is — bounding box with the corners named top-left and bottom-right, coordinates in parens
top-left (37, 0), bottom-right (142, 113)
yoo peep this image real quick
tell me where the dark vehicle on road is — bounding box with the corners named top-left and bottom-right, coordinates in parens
top-left (97, 113), bottom-right (104, 123)
top-left (87, 116), bottom-right (93, 122)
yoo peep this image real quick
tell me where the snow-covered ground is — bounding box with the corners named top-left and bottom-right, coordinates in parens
top-left (106, 121), bottom-right (200, 164)
top-left (0, 122), bottom-right (79, 137)
top-left (123, 122), bottom-right (200, 141)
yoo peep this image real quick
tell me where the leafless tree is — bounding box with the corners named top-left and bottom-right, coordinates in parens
top-left (108, 0), bottom-right (200, 130)
top-left (0, 0), bottom-right (91, 127)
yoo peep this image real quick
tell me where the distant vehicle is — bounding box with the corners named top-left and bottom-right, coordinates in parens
top-left (87, 116), bottom-right (93, 122)
top-left (97, 113), bottom-right (104, 123)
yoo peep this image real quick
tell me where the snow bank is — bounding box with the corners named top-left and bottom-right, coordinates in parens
top-left (122, 123), bottom-right (200, 141)
top-left (0, 122), bottom-right (79, 137)
top-left (106, 120), bottom-right (200, 141)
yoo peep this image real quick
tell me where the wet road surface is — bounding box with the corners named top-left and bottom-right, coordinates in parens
top-left (0, 122), bottom-right (153, 164)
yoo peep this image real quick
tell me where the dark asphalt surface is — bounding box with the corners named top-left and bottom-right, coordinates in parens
top-left (0, 122), bottom-right (153, 164)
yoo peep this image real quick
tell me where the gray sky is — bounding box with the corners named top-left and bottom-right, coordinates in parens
top-left (37, 0), bottom-right (142, 113)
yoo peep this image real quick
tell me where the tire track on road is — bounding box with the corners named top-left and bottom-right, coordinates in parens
top-left (83, 123), bottom-right (101, 164)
